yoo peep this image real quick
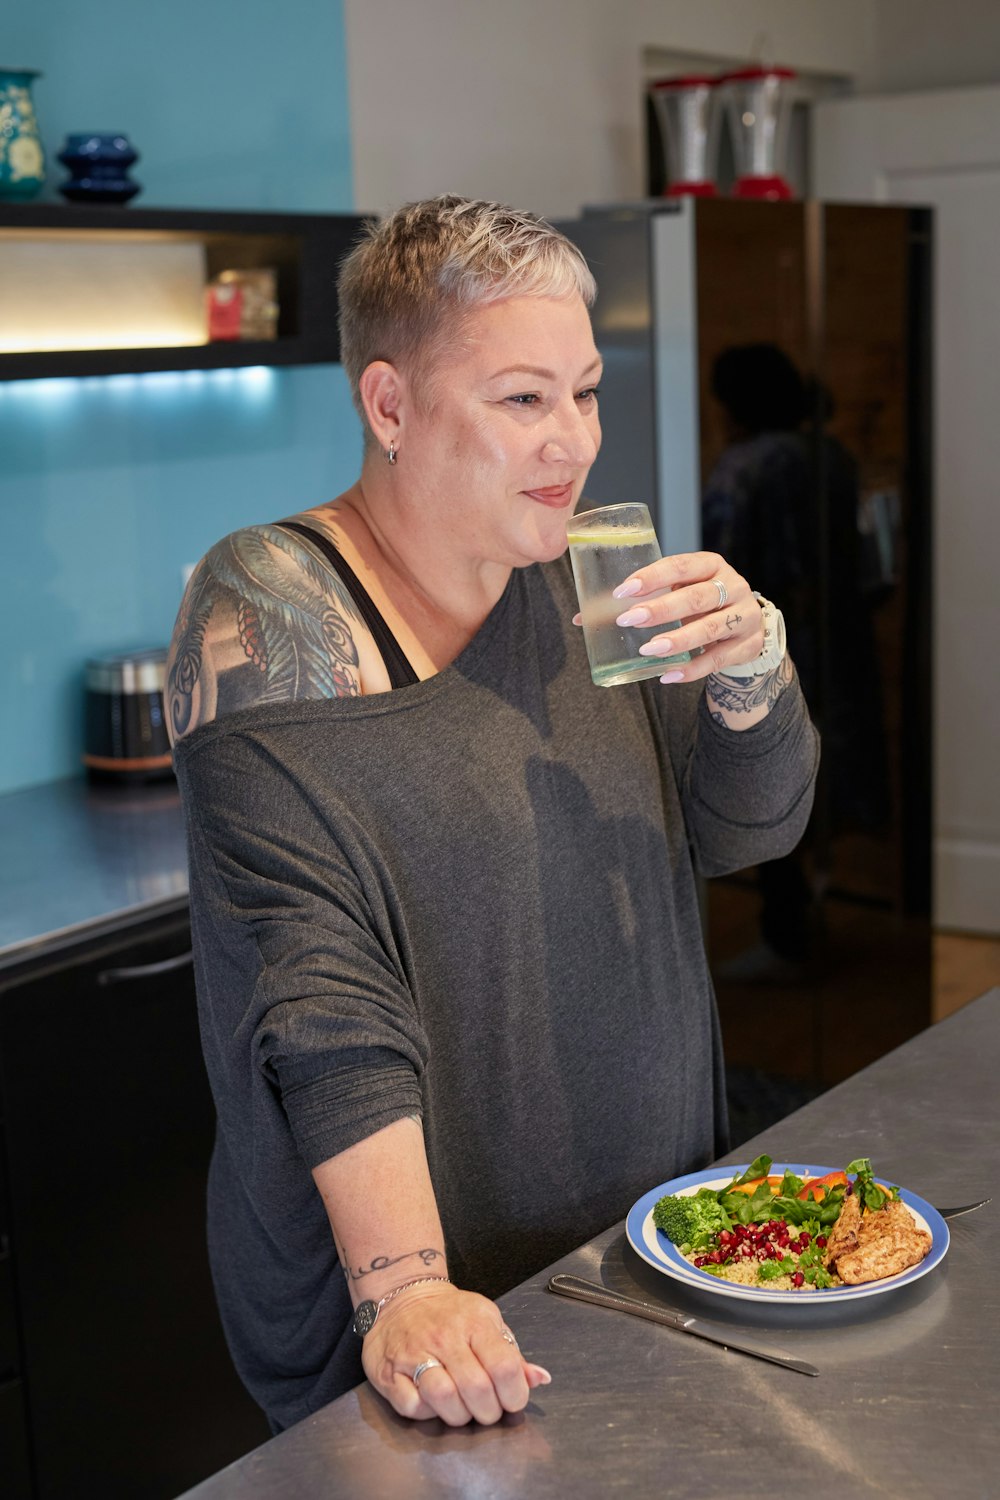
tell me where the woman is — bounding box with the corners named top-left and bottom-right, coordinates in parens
top-left (167, 196), bottom-right (818, 1433)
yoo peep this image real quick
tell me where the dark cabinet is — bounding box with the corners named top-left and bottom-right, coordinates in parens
top-left (0, 909), bottom-right (269, 1500)
top-left (0, 1380), bottom-right (32, 1500)
top-left (561, 200), bottom-right (933, 1115)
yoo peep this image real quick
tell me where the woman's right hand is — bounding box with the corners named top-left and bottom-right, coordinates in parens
top-left (360, 1280), bottom-right (551, 1425)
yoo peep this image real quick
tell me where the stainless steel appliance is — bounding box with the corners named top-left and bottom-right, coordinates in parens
top-left (83, 646), bottom-right (173, 781)
top-left (558, 198), bottom-right (933, 1098)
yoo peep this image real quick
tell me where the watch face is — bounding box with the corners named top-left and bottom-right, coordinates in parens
top-left (353, 1300), bottom-right (378, 1336)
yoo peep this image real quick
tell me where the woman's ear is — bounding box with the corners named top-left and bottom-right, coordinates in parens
top-left (358, 361), bottom-right (406, 455)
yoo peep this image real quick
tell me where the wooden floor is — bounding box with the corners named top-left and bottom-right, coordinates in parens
top-left (933, 930), bottom-right (1000, 1020)
top-left (722, 930), bottom-right (1000, 1144)
top-left (707, 877), bottom-right (1000, 1093)
top-left (715, 900), bottom-right (1000, 1141)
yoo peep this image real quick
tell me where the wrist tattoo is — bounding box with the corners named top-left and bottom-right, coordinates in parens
top-left (707, 653), bottom-right (793, 717)
top-left (339, 1246), bottom-right (445, 1283)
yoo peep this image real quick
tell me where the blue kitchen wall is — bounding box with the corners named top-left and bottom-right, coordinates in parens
top-left (0, 0), bottom-right (361, 793)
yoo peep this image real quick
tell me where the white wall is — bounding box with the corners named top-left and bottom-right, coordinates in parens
top-left (873, 0), bottom-right (1000, 93)
top-left (813, 84), bottom-right (1000, 934)
top-left (343, 0), bottom-right (878, 216)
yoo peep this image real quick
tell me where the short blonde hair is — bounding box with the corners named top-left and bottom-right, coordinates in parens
top-left (337, 195), bottom-right (597, 441)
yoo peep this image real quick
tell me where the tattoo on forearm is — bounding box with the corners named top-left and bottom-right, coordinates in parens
top-left (706, 653), bottom-right (793, 717)
top-left (339, 1246), bottom-right (445, 1283)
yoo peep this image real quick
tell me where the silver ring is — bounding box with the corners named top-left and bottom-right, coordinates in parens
top-left (412, 1357), bottom-right (443, 1385)
top-left (712, 578), bottom-right (728, 609)
top-left (501, 1327), bottom-right (517, 1347)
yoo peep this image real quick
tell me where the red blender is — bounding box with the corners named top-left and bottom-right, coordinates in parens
top-left (719, 66), bottom-right (797, 200)
top-left (649, 75), bottom-right (722, 197)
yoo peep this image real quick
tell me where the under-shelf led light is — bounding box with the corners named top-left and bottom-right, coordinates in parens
top-left (0, 365), bottom-right (277, 403)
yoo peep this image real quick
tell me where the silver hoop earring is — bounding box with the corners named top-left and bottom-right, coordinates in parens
top-left (387, 441), bottom-right (397, 466)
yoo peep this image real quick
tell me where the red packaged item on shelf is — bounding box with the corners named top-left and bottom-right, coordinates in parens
top-left (206, 268), bottom-right (278, 341)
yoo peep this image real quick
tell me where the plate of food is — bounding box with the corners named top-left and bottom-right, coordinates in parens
top-left (626, 1156), bottom-right (949, 1305)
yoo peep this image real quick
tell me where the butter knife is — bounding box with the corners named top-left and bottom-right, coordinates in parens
top-left (547, 1274), bottom-right (818, 1376)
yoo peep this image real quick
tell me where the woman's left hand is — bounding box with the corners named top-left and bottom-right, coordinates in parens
top-left (612, 550), bottom-right (763, 682)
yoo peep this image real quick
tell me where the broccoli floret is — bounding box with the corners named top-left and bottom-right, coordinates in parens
top-left (652, 1191), bottom-right (730, 1251)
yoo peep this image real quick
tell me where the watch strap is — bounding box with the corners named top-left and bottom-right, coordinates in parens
top-left (723, 594), bottom-right (786, 679)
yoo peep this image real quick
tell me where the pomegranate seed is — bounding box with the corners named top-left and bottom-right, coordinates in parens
top-left (816, 1235), bottom-right (828, 1248)
top-left (791, 1271), bottom-right (805, 1287)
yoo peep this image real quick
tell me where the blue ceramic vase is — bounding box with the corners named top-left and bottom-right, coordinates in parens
top-left (0, 67), bottom-right (46, 199)
top-left (58, 133), bottom-right (142, 204)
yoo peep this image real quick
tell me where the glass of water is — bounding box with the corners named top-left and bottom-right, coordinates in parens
top-left (566, 502), bottom-right (691, 687)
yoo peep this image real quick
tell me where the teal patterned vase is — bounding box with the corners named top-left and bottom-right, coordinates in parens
top-left (0, 68), bottom-right (46, 199)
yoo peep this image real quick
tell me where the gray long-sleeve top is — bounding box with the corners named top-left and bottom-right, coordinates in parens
top-left (173, 555), bottom-right (819, 1430)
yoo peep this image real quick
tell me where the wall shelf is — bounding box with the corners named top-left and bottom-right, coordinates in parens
top-left (0, 203), bottom-right (364, 381)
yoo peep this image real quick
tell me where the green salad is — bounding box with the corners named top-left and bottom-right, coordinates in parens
top-left (652, 1155), bottom-right (899, 1291)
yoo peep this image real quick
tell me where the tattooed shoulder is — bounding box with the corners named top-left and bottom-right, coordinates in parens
top-left (166, 522), bottom-right (364, 743)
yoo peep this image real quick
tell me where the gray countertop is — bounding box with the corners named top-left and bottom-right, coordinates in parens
top-left (180, 988), bottom-right (999, 1500)
top-left (0, 775), bottom-right (188, 970)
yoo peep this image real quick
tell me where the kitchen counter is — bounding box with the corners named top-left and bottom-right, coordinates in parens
top-left (0, 774), bottom-right (187, 971)
top-left (181, 988), bottom-right (999, 1500)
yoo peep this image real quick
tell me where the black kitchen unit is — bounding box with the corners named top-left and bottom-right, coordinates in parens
top-left (0, 785), bottom-right (269, 1500)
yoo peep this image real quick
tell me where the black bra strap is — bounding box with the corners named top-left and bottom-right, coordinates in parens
top-left (276, 520), bottom-right (419, 689)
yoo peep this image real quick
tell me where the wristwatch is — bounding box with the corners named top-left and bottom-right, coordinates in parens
top-left (352, 1275), bottom-right (451, 1337)
top-left (724, 594), bottom-right (787, 679)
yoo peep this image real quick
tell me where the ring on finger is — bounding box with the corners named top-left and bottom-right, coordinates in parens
top-left (501, 1326), bottom-right (518, 1347)
top-left (412, 1357), bottom-right (443, 1385)
top-left (712, 578), bottom-right (728, 609)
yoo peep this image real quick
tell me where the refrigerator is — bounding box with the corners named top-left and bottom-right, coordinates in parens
top-left (558, 198), bottom-right (933, 1122)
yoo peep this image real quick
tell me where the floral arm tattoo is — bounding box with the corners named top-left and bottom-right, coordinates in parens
top-left (705, 652), bottom-right (794, 724)
top-left (166, 523), bottom-right (363, 740)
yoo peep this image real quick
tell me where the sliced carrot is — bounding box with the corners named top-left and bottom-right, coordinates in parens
top-left (730, 1174), bottom-right (785, 1196)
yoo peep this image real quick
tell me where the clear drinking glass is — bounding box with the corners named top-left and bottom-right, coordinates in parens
top-left (566, 502), bottom-right (691, 687)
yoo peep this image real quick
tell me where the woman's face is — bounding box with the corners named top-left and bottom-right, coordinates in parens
top-left (399, 293), bottom-right (603, 568)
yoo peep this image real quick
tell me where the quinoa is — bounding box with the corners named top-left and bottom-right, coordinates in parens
top-left (682, 1253), bottom-right (842, 1291)
top-left (681, 1218), bottom-right (845, 1291)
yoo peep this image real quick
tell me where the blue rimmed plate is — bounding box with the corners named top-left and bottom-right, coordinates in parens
top-left (626, 1163), bottom-right (949, 1305)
